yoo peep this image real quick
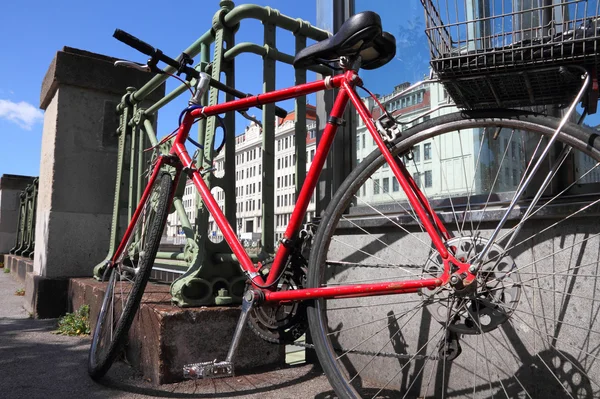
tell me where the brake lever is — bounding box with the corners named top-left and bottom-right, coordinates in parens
top-left (238, 110), bottom-right (262, 128)
top-left (114, 60), bottom-right (151, 73)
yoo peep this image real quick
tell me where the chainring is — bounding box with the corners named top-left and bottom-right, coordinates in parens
top-left (248, 266), bottom-right (309, 344)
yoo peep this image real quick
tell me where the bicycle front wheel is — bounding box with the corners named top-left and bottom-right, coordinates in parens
top-left (308, 111), bottom-right (600, 398)
top-left (88, 172), bottom-right (172, 379)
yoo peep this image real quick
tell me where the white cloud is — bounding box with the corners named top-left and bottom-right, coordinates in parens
top-left (0, 99), bottom-right (44, 130)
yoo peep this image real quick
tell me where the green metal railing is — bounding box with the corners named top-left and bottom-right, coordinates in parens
top-left (9, 178), bottom-right (39, 259)
top-left (95, 0), bottom-right (331, 307)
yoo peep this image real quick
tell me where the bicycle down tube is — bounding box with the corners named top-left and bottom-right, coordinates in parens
top-left (167, 70), bottom-right (458, 302)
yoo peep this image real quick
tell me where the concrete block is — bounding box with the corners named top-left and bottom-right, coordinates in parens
top-left (8, 255), bottom-right (19, 275)
top-left (34, 47), bottom-right (165, 285)
top-left (0, 174), bottom-right (36, 253)
top-left (16, 258), bottom-right (33, 284)
top-left (24, 272), bottom-right (69, 318)
top-left (3, 255), bottom-right (34, 285)
top-left (70, 279), bottom-right (285, 384)
top-left (34, 209), bottom-right (112, 278)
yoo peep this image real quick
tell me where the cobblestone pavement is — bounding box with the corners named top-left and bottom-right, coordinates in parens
top-left (0, 270), bottom-right (334, 399)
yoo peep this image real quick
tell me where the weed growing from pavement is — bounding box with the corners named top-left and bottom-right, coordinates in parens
top-left (55, 305), bottom-right (91, 336)
top-left (3, 267), bottom-right (9, 273)
top-left (15, 288), bottom-right (25, 296)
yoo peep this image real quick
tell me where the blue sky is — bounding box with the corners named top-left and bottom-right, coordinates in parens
top-left (0, 0), bottom-right (441, 178)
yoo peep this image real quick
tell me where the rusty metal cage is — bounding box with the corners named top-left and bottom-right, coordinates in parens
top-left (421, 0), bottom-right (600, 109)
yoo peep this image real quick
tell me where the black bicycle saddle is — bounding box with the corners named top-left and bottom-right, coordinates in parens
top-left (293, 11), bottom-right (396, 70)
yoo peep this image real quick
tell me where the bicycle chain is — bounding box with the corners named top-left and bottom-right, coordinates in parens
top-left (288, 340), bottom-right (438, 361)
top-left (328, 261), bottom-right (424, 269)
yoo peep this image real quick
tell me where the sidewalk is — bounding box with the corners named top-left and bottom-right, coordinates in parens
top-left (0, 270), bottom-right (333, 399)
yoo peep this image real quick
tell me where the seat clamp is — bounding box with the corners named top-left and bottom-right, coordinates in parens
top-left (327, 116), bottom-right (345, 126)
top-left (324, 76), bottom-right (333, 89)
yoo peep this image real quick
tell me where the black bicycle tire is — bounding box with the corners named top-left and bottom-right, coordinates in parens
top-left (88, 172), bottom-right (172, 379)
top-left (306, 110), bottom-right (600, 399)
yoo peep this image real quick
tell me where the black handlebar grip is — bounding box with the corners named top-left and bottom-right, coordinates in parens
top-left (274, 106), bottom-right (288, 119)
top-left (113, 29), bottom-right (156, 57)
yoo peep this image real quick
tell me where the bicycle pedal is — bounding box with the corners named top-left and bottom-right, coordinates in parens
top-left (183, 360), bottom-right (234, 379)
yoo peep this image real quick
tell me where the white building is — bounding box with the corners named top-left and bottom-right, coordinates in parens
top-left (166, 106), bottom-right (317, 245)
top-left (356, 80), bottom-right (525, 206)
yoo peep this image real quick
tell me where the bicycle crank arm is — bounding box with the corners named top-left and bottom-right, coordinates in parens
top-left (182, 290), bottom-right (257, 379)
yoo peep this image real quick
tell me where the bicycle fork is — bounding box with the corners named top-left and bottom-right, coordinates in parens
top-left (182, 289), bottom-right (258, 379)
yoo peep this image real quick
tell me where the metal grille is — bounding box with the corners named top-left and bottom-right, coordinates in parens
top-left (421, 0), bottom-right (600, 108)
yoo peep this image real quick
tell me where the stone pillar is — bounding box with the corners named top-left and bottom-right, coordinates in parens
top-left (27, 47), bottom-right (164, 318)
top-left (0, 174), bottom-right (36, 254)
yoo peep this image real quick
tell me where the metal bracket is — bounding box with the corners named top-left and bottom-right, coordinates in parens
top-left (327, 115), bottom-right (345, 126)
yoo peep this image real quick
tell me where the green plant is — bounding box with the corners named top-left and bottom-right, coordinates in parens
top-left (15, 288), bottom-right (25, 296)
top-left (3, 267), bottom-right (9, 273)
top-left (55, 305), bottom-right (91, 336)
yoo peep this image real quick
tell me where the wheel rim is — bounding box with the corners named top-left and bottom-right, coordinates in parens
top-left (90, 176), bottom-right (165, 369)
top-left (310, 116), bottom-right (600, 398)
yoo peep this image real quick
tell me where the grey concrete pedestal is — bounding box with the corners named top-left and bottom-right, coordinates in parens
top-left (28, 47), bottom-right (164, 318)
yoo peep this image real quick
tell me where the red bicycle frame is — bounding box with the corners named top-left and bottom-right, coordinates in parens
top-left (115, 69), bottom-right (475, 304)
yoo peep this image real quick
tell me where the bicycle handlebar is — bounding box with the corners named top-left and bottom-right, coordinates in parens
top-left (113, 29), bottom-right (156, 57)
top-left (113, 29), bottom-right (288, 118)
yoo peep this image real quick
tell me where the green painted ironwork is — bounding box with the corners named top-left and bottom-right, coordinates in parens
top-left (95, 0), bottom-right (330, 306)
top-left (9, 178), bottom-right (39, 260)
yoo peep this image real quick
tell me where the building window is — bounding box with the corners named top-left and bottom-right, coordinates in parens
top-left (392, 177), bottom-right (399, 192)
top-left (424, 170), bottom-right (432, 188)
top-left (373, 179), bottom-right (380, 195)
top-left (424, 143), bottom-right (431, 161)
top-left (382, 177), bottom-right (389, 193)
top-left (413, 145), bottom-right (420, 162)
top-left (413, 172), bottom-right (421, 188)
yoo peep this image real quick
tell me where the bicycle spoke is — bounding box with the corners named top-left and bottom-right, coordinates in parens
top-left (371, 324), bottom-right (447, 399)
top-left (510, 311), bottom-right (600, 366)
top-left (329, 237), bottom-right (424, 281)
top-left (346, 300), bottom-right (428, 384)
top-left (431, 135), bottom-right (463, 237)
top-left (460, 126), bottom-right (487, 236)
top-left (340, 212), bottom-right (426, 268)
top-left (472, 128), bottom-right (517, 237)
top-left (484, 233), bottom-right (600, 285)
top-left (328, 298), bottom-right (433, 337)
top-left (353, 194), bottom-right (432, 249)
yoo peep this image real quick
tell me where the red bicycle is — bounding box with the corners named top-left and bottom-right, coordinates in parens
top-left (88, 7), bottom-right (600, 399)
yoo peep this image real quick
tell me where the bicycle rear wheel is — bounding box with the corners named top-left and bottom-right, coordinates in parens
top-left (308, 111), bottom-right (600, 398)
top-left (88, 172), bottom-right (172, 379)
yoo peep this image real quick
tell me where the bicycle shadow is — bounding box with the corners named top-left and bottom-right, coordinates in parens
top-left (96, 363), bottom-right (328, 398)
